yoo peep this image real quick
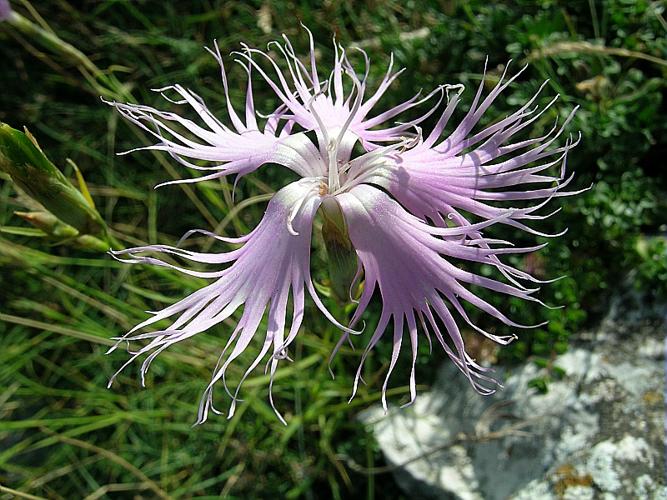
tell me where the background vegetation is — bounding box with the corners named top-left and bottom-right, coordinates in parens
top-left (0, 0), bottom-right (665, 498)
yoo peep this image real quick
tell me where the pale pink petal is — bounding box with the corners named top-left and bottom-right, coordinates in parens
top-left (232, 35), bottom-right (444, 164)
top-left (108, 179), bottom-right (344, 423)
top-left (106, 47), bottom-right (326, 183)
top-left (358, 65), bottom-right (585, 238)
top-left (334, 185), bottom-right (544, 409)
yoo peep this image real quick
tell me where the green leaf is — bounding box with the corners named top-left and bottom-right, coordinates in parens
top-left (0, 226), bottom-right (48, 237)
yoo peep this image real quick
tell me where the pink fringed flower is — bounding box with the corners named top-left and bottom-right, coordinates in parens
top-left (107, 29), bottom-right (583, 422)
top-left (0, 0), bottom-right (11, 22)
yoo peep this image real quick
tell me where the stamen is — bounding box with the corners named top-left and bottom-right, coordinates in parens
top-left (327, 138), bottom-right (340, 192)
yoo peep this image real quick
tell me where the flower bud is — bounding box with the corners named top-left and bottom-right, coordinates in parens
top-left (320, 197), bottom-right (358, 304)
top-left (72, 234), bottom-right (111, 253)
top-left (0, 123), bottom-right (105, 234)
top-left (12, 211), bottom-right (107, 252)
top-left (14, 211), bottom-right (79, 238)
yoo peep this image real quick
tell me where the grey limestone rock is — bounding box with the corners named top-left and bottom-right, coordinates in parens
top-left (360, 294), bottom-right (666, 499)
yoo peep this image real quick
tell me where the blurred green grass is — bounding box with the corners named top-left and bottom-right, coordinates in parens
top-left (0, 0), bottom-right (666, 498)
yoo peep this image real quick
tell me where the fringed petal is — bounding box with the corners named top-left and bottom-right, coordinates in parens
top-left (360, 65), bottom-right (586, 236)
top-left (334, 184), bottom-right (544, 409)
top-left (107, 179), bottom-right (342, 423)
top-left (232, 32), bottom-right (443, 164)
top-left (106, 44), bottom-right (326, 183)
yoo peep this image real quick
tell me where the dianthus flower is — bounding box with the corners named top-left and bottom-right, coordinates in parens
top-left (0, 0), bottom-right (12, 22)
top-left (106, 29), bottom-right (582, 423)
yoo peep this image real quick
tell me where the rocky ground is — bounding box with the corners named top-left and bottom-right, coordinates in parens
top-left (360, 292), bottom-right (666, 499)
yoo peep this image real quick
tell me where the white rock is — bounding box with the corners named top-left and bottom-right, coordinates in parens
top-left (361, 297), bottom-right (666, 499)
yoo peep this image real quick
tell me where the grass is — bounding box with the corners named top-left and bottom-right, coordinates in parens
top-left (1, 0), bottom-right (666, 498)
